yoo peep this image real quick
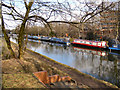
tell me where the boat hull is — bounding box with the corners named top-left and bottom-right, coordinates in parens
top-left (71, 43), bottom-right (107, 50)
top-left (28, 37), bottom-right (39, 40)
top-left (109, 47), bottom-right (120, 53)
top-left (40, 39), bottom-right (50, 42)
top-left (49, 40), bottom-right (66, 44)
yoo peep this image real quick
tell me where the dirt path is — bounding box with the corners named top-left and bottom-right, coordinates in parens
top-left (26, 49), bottom-right (118, 89)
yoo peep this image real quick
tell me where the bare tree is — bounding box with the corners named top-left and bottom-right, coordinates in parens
top-left (1, 15), bottom-right (16, 58)
top-left (78, 1), bottom-right (115, 38)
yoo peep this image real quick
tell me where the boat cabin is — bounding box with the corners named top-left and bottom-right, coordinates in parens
top-left (73, 39), bottom-right (107, 48)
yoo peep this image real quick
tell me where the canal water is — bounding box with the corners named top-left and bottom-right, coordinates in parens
top-left (11, 38), bottom-right (120, 87)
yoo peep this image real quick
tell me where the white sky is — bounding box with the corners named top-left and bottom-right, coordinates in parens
top-left (2, 0), bottom-right (119, 30)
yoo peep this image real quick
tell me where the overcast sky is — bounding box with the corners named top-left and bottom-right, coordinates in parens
top-left (2, 0), bottom-right (119, 30)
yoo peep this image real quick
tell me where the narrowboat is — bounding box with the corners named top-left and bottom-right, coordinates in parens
top-left (109, 44), bottom-right (120, 52)
top-left (71, 39), bottom-right (108, 50)
top-left (27, 35), bottom-right (51, 41)
top-left (26, 35), bottom-right (70, 46)
top-left (50, 37), bottom-right (70, 46)
top-left (108, 39), bottom-right (120, 53)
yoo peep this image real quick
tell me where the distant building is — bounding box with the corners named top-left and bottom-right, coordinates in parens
top-left (118, 1), bottom-right (120, 40)
top-left (98, 1), bottom-right (120, 39)
top-left (100, 10), bottom-right (118, 32)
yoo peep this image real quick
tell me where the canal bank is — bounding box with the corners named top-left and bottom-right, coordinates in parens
top-left (2, 39), bottom-right (118, 88)
top-left (26, 48), bottom-right (118, 89)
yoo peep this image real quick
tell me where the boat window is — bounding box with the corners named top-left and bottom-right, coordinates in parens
top-left (80, 41), bottom-right (82, 43)
top-left (86, 42), bottom-right (89, 44)
top-left (84, 41), bottom-right (86, 44)
top-left (74, 40), bottom-right (77, 42)
top-left (102, 42), bottom-right (106, 46)
top-left (98, 43), bottom-right (101, 46)
top-left (93, 42), bottom-right (97, 45)
top-left (89, 42), bottom-right (92, 45)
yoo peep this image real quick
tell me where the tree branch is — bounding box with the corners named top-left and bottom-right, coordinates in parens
top-left (24, 0), bottom-right (28, 10)
top-left (84, 2), bottom-right (114, 22)
top-left (48, 21), bottom-right (80, 24)
top-left (2, 3), bottom-right (24, 18)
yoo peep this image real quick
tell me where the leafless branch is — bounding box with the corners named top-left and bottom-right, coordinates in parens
top-left (2, 3), bottom-right (24, 18)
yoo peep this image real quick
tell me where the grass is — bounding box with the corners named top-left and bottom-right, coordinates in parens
top-left (2, 74), bottom-right (44, 88)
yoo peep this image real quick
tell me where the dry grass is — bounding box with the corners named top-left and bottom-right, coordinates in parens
top-left (2, 59), bottom-right (38, 74)
top-left (2, 58), bottom-right (45, 88)
top-left (2, 41), bottom-right (68, 88)
top-left (2, 74), bottom-right (44, 88)
top-left (2, 56), bottom-right (68, 88)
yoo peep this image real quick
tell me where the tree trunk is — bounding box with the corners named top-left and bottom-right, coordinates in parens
top-left (18, 2), bottom-right (33, 59)
top-left (78, 24), bottom-right (81, 38)
top-left (24, 34), bottom-right (28, 51)
top-left (18, 23), bottom-right (26, 59)
top-left (1, 16), bottom-right (16, 58)
top-left (82, 22), bottom-right (84, 39)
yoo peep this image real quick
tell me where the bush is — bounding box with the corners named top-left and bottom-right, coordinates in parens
top-left (86, 31), bottom-right (97, 40)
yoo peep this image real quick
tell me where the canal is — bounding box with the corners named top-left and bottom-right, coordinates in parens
top-left (11, 38), bottom-right (120, 87)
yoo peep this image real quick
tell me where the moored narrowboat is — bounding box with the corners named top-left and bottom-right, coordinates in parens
top-left (50, 37), bottom-right (70, 46)
top-left (108, 39), bottom-right (120, 52)
top-left (71, 39), bottom-right (108, 50)
top-left (109, 44), bottom-right (120, 53)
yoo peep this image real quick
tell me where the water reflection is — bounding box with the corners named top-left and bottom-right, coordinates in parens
top-left (10, 38), bottom-right (120, 87)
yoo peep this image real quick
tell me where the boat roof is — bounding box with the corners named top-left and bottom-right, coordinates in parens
top-left (74, 39), bottom-right (105, 43)
top-left (51, 37), bottom-right (63, 40)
